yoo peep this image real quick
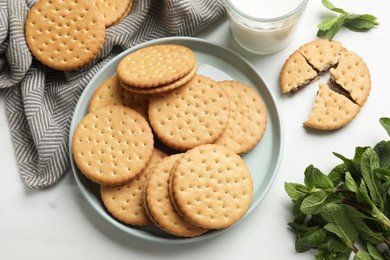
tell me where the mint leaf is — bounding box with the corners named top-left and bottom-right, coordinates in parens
top-left (317, 0), bottom-right (378, 39)
top-left (285, 182), bottom-right (309, 202)
top-left (354, 250), bottom-right (373, 260)
top-left (360, 148), bottom-right (383, 209)
top-left (304, 165), bottom-right (334, 189)
top-left (321, 0), bottom-right (347, 14)
top-left (367, 243), bottom-right (384, 260)
top-left (328, 163), bottom-right (347, 186)
top-left (295, 228), bottom-right (327, 252)
top-left (345, 172), bottom-right (359, 193)
top-left (344, 14), bottom-right (379, 32)
top-left (301, 190), bottom-right (336, 214)
top-left (374, 141), bottom-right (390, 169)
top-left (321, 204), bottom-right (357, 247)
top-left (380, 118), bottom-right (390, 136)
top-left (351, 218), bottom-right (383, 245)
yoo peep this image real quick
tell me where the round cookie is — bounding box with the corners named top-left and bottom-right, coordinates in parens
top-left (170, 144), bottom-right (253, 229)
top-left (100, 148), bottom-right (167, 226)
top-left (148, 74), bottom-right (230, 151)
top-left (214, 80), bottom-right (268, 154)
top-left (92, 0), bottom-right (133, 28)
top-left (121, 64), bottom-right (197, 94)
top-left (144, 154), bottom-right (208, 237)
top-left (25, 0), bottom-right (105, 71)
top-left (329, 51), bottom-right (371, 107)
top-left (304, 83), bottom-right (361, 130)
top-left (88, 75), bottom-right (150, 119)
top-left (117, 44), bottom-right (196, 88)
top-left (72, 105), bottom-right (154, 186)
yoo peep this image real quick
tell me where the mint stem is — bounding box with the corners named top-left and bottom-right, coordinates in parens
top-left (342, 200), bottom-right (371, 215)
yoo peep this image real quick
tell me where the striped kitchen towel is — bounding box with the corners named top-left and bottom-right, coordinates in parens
top-left (1, 0), bottom-right (225, 189)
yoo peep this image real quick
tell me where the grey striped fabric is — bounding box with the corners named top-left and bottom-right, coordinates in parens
top-left (1, 0), bottom-right (225, 189)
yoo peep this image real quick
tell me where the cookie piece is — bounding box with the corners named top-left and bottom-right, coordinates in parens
top-left (101, 148), bottom-right (167, 226)
top-left (72, 106), bottom-right (154, 186)
top-left (298, 39), bottom-right (344, 73)
top-left (121, 64), bottom-right (197, 94)
top-left (304, 83), bottom-right (361, 130)
top-left (88, 75), bottom-right (150, 119)
top-left (329, 51), bottom-right (371, 107)
top-left (117, 44), bottom-right (196, 88)
top-left (148, 75), bottom-right (230, 151)
top-left (280, 51), bottom-right (318, 94)
top-left (92, 0), bottom-right (133, 27)
top-left (170, 144), bottom-right (253, 229)
top-left (144, 154), bottom-right (208, 237)
top-left (25, 0), bottom-right (105, 71)
top-left (214, 80), bottom-right (267, 154)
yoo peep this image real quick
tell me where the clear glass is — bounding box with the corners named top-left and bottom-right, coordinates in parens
top-left (224, 0), bottom-right (309, 55)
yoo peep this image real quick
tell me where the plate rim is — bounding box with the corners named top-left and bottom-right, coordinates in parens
top-left (68, 36), bottom-right (284, 244)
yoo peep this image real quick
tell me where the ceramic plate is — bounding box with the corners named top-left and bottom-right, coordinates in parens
top-left (69, 37), bottom-right (284, 244)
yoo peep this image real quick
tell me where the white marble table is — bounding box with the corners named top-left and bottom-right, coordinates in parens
top-left (1, 0), bottom-right (389, 259)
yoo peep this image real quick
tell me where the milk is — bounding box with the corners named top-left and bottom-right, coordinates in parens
top-left (224, 0), bottom-right (307, 54)
top-left (230, 0), bottom-right (304, 19)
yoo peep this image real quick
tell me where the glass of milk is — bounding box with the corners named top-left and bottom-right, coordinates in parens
top-left (224, 0), bottom-right (309, 55)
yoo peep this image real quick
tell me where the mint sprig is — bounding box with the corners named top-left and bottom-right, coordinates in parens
top-left (285, 118), bottom-right (390, 259)
top-left (317, 0), bottom-right (378, 40)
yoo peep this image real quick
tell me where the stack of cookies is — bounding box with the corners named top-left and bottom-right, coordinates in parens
top-left (280, 39), bottom-right (371, 130)
top-left (24, 0), bottom-right (133, 71)
top-left (72, 44), bottom-right (269, 237)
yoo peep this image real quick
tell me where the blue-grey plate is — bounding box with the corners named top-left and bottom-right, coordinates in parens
top-left (69, 36), bottom-right (283, 244)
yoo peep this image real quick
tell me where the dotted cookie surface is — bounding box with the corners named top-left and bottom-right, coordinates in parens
top-left (214, 80), bottom-right (268, 154)
top-left (170, 144), bottom-right (253, 229)
top-left (89, 75), bottom-right (150, 119)
top-left (117, 44), bottom-right (196, 88)
top-left (304, 83), bottom-right (361, 130)
top-left (25, 0), bottom-right (105, 71)
top-left (72, 106), bottom-right (154, 186)
top-left (92, 0), bottom-right (132, 27)
top-left (280, 51), bottom-right (318, 94)
top-left (298, 39), bottom-right (343, 73)
top-left (100, 148), bottom-right (167, 226)
top-left (330, 51), bottom-right (371, 107)
top-left (148, 74), bottom-right (230, 151)
top-left (144, 154), bottom-right (208, 237)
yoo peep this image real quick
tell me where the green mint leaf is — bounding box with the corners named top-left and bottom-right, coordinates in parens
top-left (321, 204), bottom-right (357, 247)
top-left (295, 228), bottom-right (328, 252)
top-left (304, 165), bottom-right (334, 189)
top-left (318, 17), bottom-right (339, 31)
top-left (318, 235), bottom-right (351, 254)
top-left (344, 14), bottom-right (378, 32)
top-left (333, 152), bottom-right (361, 179)
top-left (360, 148), bottom-right (383, 209)
top-left (328, 163), bottom-right (347, 186)
top-left (351, 218), bottom-right (383, 245)
top-left (321, 0), bottom-right (347, 14)
top-left (293, 195), bottom-right (308, 217)
top-left (318, 1), bottom-right (378, 40)
top-left (380, 118), bottom-right (390, 136)
top-left (324, 223), bottom-right (356, 249)
top-left (354, 250), bottom-right (373, 260)
top-left (301, 190), bottom-right (336, 214)
top-left (374, 141), bottom-right (390, 169)
top-left (367, 243), bottom-right (384, 260)
top-left (321, 16), bottom-right (345, 40)
top-left (345, 172), bottom-right (359, 193)
top-left (359, 181), bottom-right (374, 207)
top-left (285, 182), bottom-right (309, 202)
top-left (316, 249), bottom-right (350, 260)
